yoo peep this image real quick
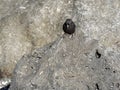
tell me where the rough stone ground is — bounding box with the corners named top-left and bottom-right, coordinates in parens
top-left (0, 0), bottom-right (120, 90)
top-left (0, 0), bottom-right (71, 78)
top-left (9, 33), bottom-right (120, 90)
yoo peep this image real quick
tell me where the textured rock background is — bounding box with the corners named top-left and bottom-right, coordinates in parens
top-left (9, 34), bottom-right (120, 90)
top-left (0, 0), bottom-right (74, 78)
top-left (0, 0), bottom-right (120, 89)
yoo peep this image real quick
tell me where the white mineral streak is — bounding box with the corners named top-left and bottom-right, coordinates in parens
top-left (0, 78), bottom-right (10, 89)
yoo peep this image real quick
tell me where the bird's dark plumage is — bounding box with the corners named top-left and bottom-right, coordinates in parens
top-left (63, 19), bottom-right (75, 34)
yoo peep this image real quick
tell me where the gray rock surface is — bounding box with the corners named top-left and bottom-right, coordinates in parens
top-left (0, 0), bottom-right (120, 89)
top-left (0, 0), bottom-right (72, 78)
top-left (9, 33), bottom-right (120, 90)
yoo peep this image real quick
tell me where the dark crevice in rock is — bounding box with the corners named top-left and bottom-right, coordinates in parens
top-left (31, 83), bottom-right (37, 89)
top-left (0, 70), bottom-right (3, 79)
top-left (0, 84), bottom-right (10, 90)
top-left (87, 85), bottom-right (90, 90)
top-left (113, 70), bottom-right (117, 73)
top-left (116, 83), bottom-right (120, 88)
top-left (95, 49), bottom-right (101, 59)
top-left (95, 83), bottom-right (100, 90)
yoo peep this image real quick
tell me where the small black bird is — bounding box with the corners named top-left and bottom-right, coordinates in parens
top-left (63, 19), bottom-right (76, 34)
